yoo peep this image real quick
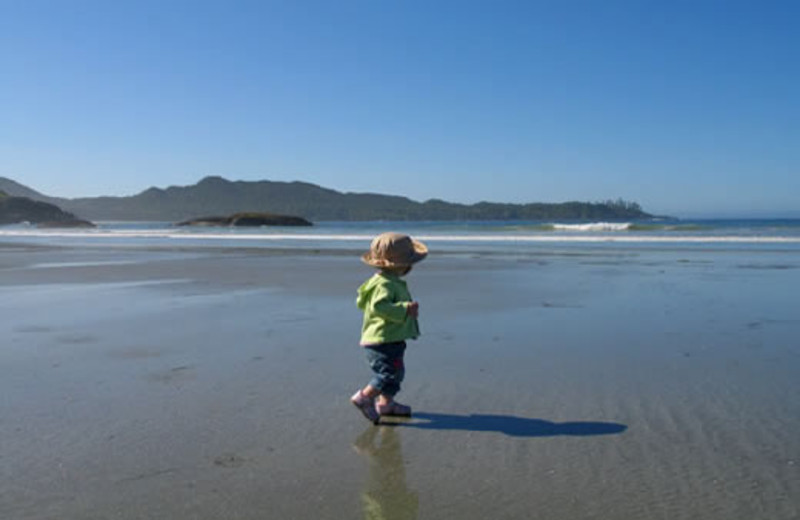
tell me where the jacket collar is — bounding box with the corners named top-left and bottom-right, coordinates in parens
top-left (378, 271), bottom-right (406, 284)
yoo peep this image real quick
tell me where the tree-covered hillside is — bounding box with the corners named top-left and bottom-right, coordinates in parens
top-left (0, 190), bottom-right (94, 227)
top-left (1, 176), bottom-right (656, 222)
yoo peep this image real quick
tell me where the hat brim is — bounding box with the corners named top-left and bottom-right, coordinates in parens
top-left (361, 239), bottom-right (428, 268)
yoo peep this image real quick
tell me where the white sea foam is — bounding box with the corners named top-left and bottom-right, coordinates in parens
top-left (27, 260), bottom-right (140, 269)
top-left (551, 222), bottom-right (632, 232)
top-left (2, 228), bottom-right (800, 244)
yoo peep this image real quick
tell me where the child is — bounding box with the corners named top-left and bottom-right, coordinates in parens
top-left (351, 232), bottom-right (428, 424)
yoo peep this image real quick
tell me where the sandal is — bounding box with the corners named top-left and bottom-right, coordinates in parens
top-left (375, 400), bottom-right (412, 417)
top-left (351, 390), bottom-right (380, 424)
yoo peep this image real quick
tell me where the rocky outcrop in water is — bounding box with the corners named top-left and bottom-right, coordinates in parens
top-left (176, 212), bottom-right (312, 227)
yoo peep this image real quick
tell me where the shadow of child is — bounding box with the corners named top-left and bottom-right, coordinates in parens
top-left (401, 412), bottom-right (627, 438)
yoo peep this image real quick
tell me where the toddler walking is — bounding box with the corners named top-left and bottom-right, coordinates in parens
top-left (351, 232), bottom-right (427, 424)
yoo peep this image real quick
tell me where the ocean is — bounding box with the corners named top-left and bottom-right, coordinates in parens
top-left (2, 218), bottom-right (800, 251)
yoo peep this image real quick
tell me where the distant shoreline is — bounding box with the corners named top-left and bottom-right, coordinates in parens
top-left (0, 176), bottom-right (655, 222)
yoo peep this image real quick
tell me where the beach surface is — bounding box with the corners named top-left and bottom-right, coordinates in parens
top-left (1, 241), bottom-right (798, 519)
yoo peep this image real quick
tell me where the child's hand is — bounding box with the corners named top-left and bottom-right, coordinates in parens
top-left (406, 301), bottom-right (419, 318)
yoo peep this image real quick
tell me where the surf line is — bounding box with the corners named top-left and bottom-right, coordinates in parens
top-left (2, 230), bottom-right (800, 244)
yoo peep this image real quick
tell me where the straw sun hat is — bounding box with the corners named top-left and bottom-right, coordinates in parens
top-left (361, 232), bottom-right (428, 268)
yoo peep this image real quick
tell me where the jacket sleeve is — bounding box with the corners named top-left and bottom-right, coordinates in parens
top-left (369, 284), bottom-right (409, 323)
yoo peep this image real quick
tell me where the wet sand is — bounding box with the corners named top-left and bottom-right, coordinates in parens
top-left (1, 242), bottom-right (798, 519)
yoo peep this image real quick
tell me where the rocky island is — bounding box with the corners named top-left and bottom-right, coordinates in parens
top-left (176, 212), bottom-right (313, 227)
top-left (0, 190), bottom-right (96, 228)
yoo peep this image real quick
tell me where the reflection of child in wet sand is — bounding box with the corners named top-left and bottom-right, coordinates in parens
top-left (351, 233), bottom-right (427, 424)
top-left (354, 427), bottom-right (419, 520)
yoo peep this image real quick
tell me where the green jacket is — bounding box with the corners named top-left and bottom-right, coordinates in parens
top-left (357, 272), bottom-right (420, 345)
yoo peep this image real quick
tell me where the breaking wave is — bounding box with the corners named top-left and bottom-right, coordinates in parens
top-left (550, 222), bottom-right (632, 232)
top-left (1, 227), bottom-right (800, 245)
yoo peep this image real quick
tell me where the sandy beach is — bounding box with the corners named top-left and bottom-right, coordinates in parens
top-left (1, 241), bottom-right (798, 519)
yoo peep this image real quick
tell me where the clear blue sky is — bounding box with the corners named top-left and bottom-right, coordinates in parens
top-left (1, 0), bottom-right (798, 217)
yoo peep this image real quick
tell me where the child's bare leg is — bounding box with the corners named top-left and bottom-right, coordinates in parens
top-left (360, 384), bottom-right (380, 399)
top-left (361, 386), bottom-right (395, 406)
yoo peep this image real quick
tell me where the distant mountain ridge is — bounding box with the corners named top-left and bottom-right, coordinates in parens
top-left (0, 176), bottom-right (655, 222)
top-left (0, 178), bottom-right (54, 202)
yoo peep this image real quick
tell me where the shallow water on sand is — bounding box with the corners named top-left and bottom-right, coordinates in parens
top-left (0, 244), bottom-right (798, 519)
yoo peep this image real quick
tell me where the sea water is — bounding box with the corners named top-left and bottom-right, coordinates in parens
top-left (2, 219), bottom-right (800, 252)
